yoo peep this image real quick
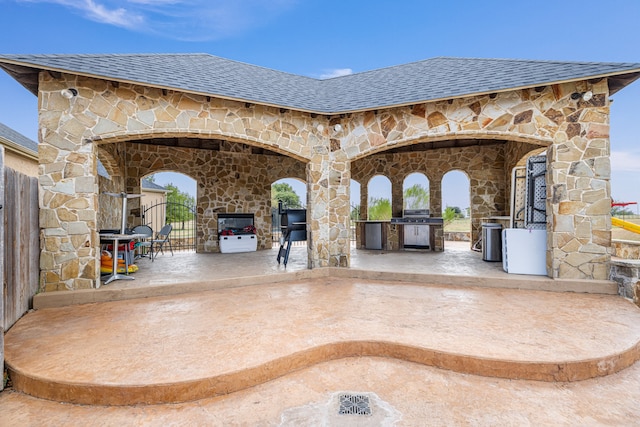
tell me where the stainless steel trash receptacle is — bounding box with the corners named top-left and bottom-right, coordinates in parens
top-left (482, 223), bottom-right (502, 262)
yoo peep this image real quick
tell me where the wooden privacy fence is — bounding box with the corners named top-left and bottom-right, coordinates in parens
top-left (1, 147), bottom-right (39, 391)
top-left (1, 147), bottom-right (39, 332)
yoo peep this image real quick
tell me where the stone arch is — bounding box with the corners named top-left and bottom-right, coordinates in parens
top-left (440, 168), bottom-right (471, 209)
top-left (350, 132), bottom-right (551, 162)
top-left (94, 133), bottom-right (309, 253)
top-left (515, 146), bottom-right (548, 167)
top-left (271, 177), bottom-right (307, 209)
top-left (442, 169), bottom-right (472, 239)
top-left (72, 74), bottom-right (321, 164)
top-left (402, 172), bottom-right (430, 212)
top-left (349, 178), bottom-right (362, 215)
top-left (96, 130), bottom-right (311, 163)
top-left (367, 175), bottom-right (392, 220)
top-left (345, 87), bottom-right (556, 161)
top-left (96, 144), bottom-right (122, 178)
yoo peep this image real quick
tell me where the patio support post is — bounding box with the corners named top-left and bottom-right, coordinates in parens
top-left (546, 82), bottom-right (612, 280)
top-left (124, 159), bottom-right (143, 227)
top-left (391, 178), bottom-right (403, 218)
top-left (307, 141), bottom-right (351, 268)
top-left (358, 181), bottom-right (368, 220)
top-left (38, 75), bottom-right (100, 291)
top-left (430, 176), bottom-right (442, 218)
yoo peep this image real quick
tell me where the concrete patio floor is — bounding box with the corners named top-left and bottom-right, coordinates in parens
top-left (4, 242), bottom-right (639, 425)
top-left (32, 242), bottom-right (617, 309)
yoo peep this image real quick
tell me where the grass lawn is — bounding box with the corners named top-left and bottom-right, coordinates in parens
top-left (444, 218), bottom-right (471, 233)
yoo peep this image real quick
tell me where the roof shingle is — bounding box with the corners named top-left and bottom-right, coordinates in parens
top-left (1, 54), bottom-right (639, 114)
top-left (0, 121), bottom-right (37, 154)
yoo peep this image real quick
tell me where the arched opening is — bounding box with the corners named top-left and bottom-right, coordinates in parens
top-left (271, 178), bottom-right (307, 245)
top-left (442, 170), bottom-right (471, 242)
top-left (403, 172), bottom-right (430, 211)
top-left (142, 172), bottom-right (197, 253)
top-left (350, 179), bottom-right (362, 244)
top-left (272, 178), bottom-right (306, 209)
top-left (368, 175), bottom-right (392, 220)
top-left (509, 148), bottom-right (549, 230)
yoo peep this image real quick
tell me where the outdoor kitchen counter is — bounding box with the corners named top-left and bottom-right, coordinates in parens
top-left (354, 220), bottom-right (444, 252)
top-left (354, 220), bottom-right (391, 250)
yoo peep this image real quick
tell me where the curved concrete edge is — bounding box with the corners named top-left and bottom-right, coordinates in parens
top-left (8, 339), bottom-right (640, 406)
top-left (32, 268), bottom-right (618, 310)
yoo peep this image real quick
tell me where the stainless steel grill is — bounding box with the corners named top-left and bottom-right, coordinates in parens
top-left (390, 209), bottom-right (441, 249)
top-left (391, 209), bottom-right (442, 224)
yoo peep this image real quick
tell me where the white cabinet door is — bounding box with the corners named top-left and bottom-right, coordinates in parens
top-left (416, 225), bottom-right (429, 246)
top-left (404, 225), bottom-right (416, 246)
top-left (404, 225), bottom-right (429, 247)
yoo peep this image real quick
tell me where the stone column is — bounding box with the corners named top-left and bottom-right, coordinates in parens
top-left (360, 186), bottom-right (368, 220)
top-left (430, 176), bottom-right (442, 217)
top-left (307, 144), bottom-right (351, 268)
top-left (38, 78), bottom-right (100, 291)
top-left (125, 159), bottom-right (143, 227)
top-left (391, 178), bottom-right (403, 217)
top-left (547, 85), bottom-right (611, 280)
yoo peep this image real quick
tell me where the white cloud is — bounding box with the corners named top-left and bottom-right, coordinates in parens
top-left (319, 68), bottom-right (354, 79)
top-left (84, 0), bottom-right (144, 29)
top-left (17, 0), bottom-right (144, 29)
top-left (611, 150), bottom-right (640, 173)
top-left (15, 0), bottom-right (295, 40)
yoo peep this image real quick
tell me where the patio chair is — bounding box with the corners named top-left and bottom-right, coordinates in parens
top-left (150, 224), bottom-right (174, 261)
top-left (132, 225), bottom-right (153, 259)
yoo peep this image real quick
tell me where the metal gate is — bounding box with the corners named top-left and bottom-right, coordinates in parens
top-left (142, 201), bottom-right (197, 252)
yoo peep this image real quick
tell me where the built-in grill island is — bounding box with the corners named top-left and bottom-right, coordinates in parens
top-left (391, 209), bottom-right (444, 251)
top-left (355, 209), bottom-right (444, 252)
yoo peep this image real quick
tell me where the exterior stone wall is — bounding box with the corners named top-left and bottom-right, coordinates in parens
top-left (610, 259), bottom-right (640, 307)
top-left (445, 232), bottom-right (471, 242)
top-left (546, 79), bottom-right (612, 280)
top-left (35, 70), bottom-right (614, 290)
top-left (120, 142), bottom-right (306, 252)
top-left (97, 174), bottom-right (123, 232)
top-left (116, 140), bottom-right (304, 239)
top-left (352, 144), bottom-right (510, 244)
top-left (612, 240), bottom-right (640, 259)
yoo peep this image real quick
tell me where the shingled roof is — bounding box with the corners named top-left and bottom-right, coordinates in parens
top-left (0, 121), bottom-right (37, 156)
top-left (1, 54), bottom-right (639, 114)
top-left (141, 178), bottom-right (168, 192)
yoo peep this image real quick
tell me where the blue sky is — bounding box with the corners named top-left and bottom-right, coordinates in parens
top-left (1, 0), bottom-right (639, 211)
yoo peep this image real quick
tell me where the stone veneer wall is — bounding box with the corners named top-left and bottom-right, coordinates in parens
top-left (36, 70), bottom-right (612, 290)
top-left (352, 144), bottom-right (510, 244)
top-left (610, 259), bottom-right (640, 307)
top-left (97, 174), bottom-right (123, 233)
top-left (610, 241), bottom-right (640, 307)
top-left (545, 79), bottom-right (612, 280)
top-left (119, 142), bottom-right (306, 252)
top-left (612, 240), bottom-right (640, 259)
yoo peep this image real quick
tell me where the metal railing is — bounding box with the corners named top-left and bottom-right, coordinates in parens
top-left (142, 201), bottom-right (197, 252)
